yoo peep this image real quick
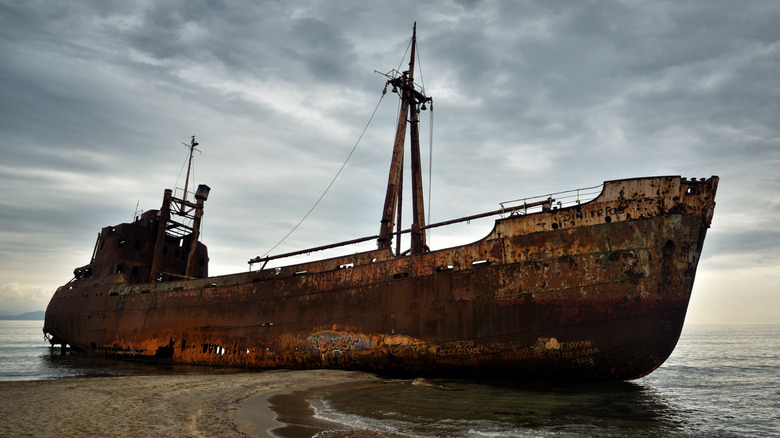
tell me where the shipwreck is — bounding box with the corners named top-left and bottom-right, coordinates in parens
top-left (44, 25), bottom-right (718, 380)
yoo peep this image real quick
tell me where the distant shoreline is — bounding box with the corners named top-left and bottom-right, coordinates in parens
top-left (0, 311), bottom-right (44, 320)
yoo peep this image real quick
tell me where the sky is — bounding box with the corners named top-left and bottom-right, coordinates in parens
top-left (0, 0), bottom-right (778, 324)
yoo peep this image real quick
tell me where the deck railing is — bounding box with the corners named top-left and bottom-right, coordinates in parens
top-left (499, 183), bottom-right (603, 217)
top-left (249, 183), bottom-right (606, 268)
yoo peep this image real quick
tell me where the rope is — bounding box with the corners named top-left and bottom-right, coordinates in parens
top-left (414, 31), bottom-right (433, 233)
top-left (398, 37), bottom-right (412, 73)
top-left (415, 36), bottom-right (426, 96)
top-left (412, 34), bottom-right (432, 230)
top-left (173, 145), bottom-right (198, 199)
top-left (261, 90), bottom-right (388, 258)
top-left (427, 104), bottom-right (434, 228)
top-left (174, 152), bottom-right (189, 193)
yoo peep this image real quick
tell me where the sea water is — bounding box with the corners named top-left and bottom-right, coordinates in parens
top-left (1, 321), bottom-right (778, 436)
top-left (0, 320), bottom-right (198, 380)
top-left (300, 325), bottom-right (780, 437)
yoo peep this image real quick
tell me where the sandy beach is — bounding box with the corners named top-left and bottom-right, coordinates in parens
top-left (0, 369), bottom-right (378, 438)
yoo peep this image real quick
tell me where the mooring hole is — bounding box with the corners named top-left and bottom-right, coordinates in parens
top-left (663, 240), bottom-right (675, 256)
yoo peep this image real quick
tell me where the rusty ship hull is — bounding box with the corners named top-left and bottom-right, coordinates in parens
top-left (44, 175), bottom-right (718, 381)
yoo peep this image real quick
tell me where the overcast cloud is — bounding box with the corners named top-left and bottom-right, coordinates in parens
top-left (1, 0), bottom-right (778, 323)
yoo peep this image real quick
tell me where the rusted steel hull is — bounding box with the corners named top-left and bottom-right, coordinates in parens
top-left (44, 175), bottom-right (717, 381)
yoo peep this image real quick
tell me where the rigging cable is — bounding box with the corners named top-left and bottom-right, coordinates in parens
top-left (415, 36), bottom-right (426, 98)
top-left (397, 36), bottom-right (412, 74)
top-left (428, 102), bottom-right (434, 231)
top-left (174, 144), bottom-right (199, 201)
top-left (261, 90), bottom-right (388, 258)
top-left (411, 35), bottom-right (434, 240)
top-left (174, 152), bottom-right (189, 196)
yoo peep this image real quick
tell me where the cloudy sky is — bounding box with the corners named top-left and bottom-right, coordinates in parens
top-left (1, 1), bottom-right (778, 324)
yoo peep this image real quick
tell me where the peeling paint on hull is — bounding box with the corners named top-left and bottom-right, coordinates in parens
top-left (44, 175), bottom-right (718, 381)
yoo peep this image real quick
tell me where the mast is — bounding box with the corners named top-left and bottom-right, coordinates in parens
top-left (181, 136), bottom-right (199, 207)
top-left (377, 23), bottom-right (432, 255)
top-left (407, 35), bottom-right (427, 254)
top-left (151, 137), bottom-right (210, 281)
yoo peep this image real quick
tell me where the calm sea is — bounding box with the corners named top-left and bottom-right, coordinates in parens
top-left (1, 321), bottom-right (778, 437)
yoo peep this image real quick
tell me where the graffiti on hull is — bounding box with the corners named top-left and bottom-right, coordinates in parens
top-left (307, 330), bottom-right (430, 358)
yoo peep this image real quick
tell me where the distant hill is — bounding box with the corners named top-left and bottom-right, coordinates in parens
top-left (0, 311), bottom-right (45, 320)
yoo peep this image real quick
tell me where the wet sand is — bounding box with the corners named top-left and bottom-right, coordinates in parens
top-left (0, 369), bottom-right (377, 438)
